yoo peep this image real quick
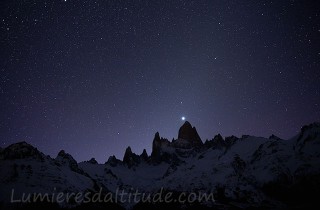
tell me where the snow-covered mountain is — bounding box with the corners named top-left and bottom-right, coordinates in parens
top-left (1, 121), bottom-right (320, 209)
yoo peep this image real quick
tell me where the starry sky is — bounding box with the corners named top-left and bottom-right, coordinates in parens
top-left (1, 0), bottom-right (319, 163)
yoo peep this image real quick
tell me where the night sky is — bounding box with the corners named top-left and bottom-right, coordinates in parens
top-left (1, 0), bottom-right (319, 163)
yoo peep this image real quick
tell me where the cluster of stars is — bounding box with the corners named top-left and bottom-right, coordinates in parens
top-left (0, 0), bottom-right (319, 162)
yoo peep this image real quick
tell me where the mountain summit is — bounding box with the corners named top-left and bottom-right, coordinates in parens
top-left (1, 122), bottom-right (320, 209)
top-left (176, 121), bottom-right (203, 148)
top-left (150, 122), bottom-right (203, 163)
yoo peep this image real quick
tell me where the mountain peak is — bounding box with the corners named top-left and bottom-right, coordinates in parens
top-left (88, 158), bottom-right (98, 164)
top-left (154, 132), bottom-right (160, 141)
top-left (0, 141), bottom-right (44, 160)
top-left (123, 146), bottom-right (140, 167)
top-left (57, 149), bottom-right (67, 157)
top-left (125, 146), bottom-right (132, 155)
top-left (177, 121), bottom-right (202, 147)
top-left (182, 120), bottom-right (192, 127)
top-left (140, 149), bottom-right (148, 161)
top-left (106, 155), bottom-right (121, 166)
top-left (56, 150), bottom-right (81, 173)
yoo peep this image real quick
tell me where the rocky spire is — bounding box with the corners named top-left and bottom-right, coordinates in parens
top-left (151, 132), bottom-right (161, 162)
top-left (140, 149), bottom-right (148, 161)
top-left (151, 132), bottom-right (170, 163)
top-left (123, 146), bottom-right (133, 163)
top-left (56, 150), bottom-right (81, 173)
top-left (204, 134), bottom-right (225, 149)
top-left (177, 121), bottom-right (203, 147)
top-left (123, 146), bottom-right (140, 167)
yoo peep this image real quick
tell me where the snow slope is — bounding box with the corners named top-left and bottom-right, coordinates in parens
top-left (0, 122), bottom-right (319, 209)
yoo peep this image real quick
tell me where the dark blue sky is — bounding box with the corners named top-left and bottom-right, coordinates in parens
top-left (1, 0), bottom-right (319, 162)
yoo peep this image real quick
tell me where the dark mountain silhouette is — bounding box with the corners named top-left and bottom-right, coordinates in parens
top-left (1, 122), bottom-right (320, 209)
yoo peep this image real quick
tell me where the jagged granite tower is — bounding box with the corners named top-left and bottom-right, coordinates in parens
top-left (174, 121), bottom-right (203, 148)
top-left (151, 121), bottom-right (203, 163)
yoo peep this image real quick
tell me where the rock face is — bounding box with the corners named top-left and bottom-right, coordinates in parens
top-left (0, 141), bottom-right (44, 161)
top-left (140, 149), bottom-right (148, 161)
top-left (151, 132), bottom-right (172, 163)
top-left (225, 135), bottom-right (239, 148)
top-left (123, 146), bottom-right (140, 167)
top-left (151, 122), bottom-right (204, 163)
top-left (204, 134), bottom-right (225, 149)
top-left (176, 121), bottom-right (203, 147)
top-left (106, 155), bottom-right (122, 167)
top-left (269, 134), bottom-right (280, 140)
top-left (56, 150), bottom-right (82, 173)
top-left (88, 158), bottom-right (98, 164)
top-left (1, 122), bottom-right (320, 209)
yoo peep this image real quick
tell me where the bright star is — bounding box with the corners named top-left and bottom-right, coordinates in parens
top-left (181, 116), bottom-right (186, 121)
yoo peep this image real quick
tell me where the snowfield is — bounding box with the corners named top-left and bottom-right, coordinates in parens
top-left (0, 122), bottom-right (320, 209)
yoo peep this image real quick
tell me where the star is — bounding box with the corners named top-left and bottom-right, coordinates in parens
top-left (0, 0), bottom-right (318, 163)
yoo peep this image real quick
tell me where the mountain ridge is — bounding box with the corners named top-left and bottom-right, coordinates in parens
top-left (0, 122), bottom-right (320, 209)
